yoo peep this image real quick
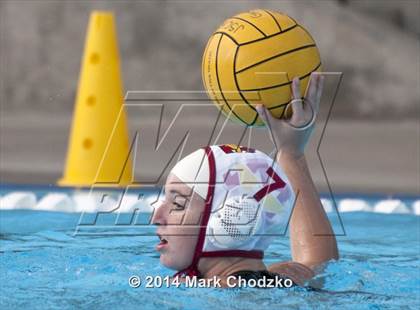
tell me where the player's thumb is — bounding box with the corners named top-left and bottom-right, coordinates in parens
top-left (256, 104), bottom-right (274, 126)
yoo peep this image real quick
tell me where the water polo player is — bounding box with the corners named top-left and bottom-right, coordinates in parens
top-left (152, 74), bottom-right (338, 287)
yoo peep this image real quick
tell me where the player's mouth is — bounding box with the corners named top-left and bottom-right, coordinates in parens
top-left (156, 233), bottom-right (169, 251)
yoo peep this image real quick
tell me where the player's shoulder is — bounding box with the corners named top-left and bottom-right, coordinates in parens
top-left (267, 261), bottom-right (315, 286)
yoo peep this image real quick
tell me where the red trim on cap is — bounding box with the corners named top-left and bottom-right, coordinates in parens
top-left (201, 250), bottom-right (263, 259)
top-left (174, 146), bottom-right (216, 278)
top-left (253, 166), bottom-right (286, 202)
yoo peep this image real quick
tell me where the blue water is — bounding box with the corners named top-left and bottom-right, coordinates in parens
top-left (1, 198), bottom-right (419, 309)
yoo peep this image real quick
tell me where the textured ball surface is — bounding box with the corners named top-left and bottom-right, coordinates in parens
top-left (202, 9), bottom-right (322, 126)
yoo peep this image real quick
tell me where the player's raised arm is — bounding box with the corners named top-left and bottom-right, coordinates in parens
top-left (256, 73), bottom-right (338, 272)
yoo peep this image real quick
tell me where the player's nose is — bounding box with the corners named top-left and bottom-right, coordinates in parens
top-left (151, 200), bottom-right (168, 225)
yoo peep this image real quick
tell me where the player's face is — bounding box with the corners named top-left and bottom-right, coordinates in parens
top-left (152, 173), bottom-right (205, 271)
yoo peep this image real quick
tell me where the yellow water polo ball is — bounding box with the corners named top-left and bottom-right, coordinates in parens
top-left (202, 9), bottom-right (322, 127)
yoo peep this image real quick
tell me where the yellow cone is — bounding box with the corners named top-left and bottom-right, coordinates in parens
top-left (58, 11), bottom-right (133, 187)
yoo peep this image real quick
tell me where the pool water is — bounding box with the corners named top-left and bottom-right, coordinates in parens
top-left (1, 192), bottom-right (419, 309)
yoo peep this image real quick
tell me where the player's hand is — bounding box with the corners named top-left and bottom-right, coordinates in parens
top-left (256, 72), bottom-right (324, 159)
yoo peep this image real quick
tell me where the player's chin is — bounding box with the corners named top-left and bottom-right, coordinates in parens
top-left (160, 252), bottom-right (189, 271)
top-left (159, 253), bottom-right (171, 268)
top-left (159, 251), bottom-right (176, 269)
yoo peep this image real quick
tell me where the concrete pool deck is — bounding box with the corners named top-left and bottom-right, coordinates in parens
top-left (1, 111), bottom-right (419, 195)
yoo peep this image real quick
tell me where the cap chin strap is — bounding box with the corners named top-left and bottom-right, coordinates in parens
top-left (173, 146), bottom-right (264, 279)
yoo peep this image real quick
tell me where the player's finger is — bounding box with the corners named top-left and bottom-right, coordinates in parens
top-left (315, 75), bottom-right (324, 113)
top-left (290, 77), bottom-right (304, 117)
top-left (256, 104), bottom-right (278, 147)
top-left (310, 74), bottom-right (322, 116)
top-left (256, 104), bottom-right (274, 126)
top-left (291, 77), bottom-right (302, 99)
top-left (305, 72), bottom-right (317, 101)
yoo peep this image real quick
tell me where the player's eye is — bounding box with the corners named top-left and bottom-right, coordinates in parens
top-left (172, 201), bottom-right (185, 211)
top-left (172, 195), bottom-right (188, 211)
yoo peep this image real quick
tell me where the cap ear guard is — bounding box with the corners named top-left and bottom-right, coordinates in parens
top-left (207, 195), bottom-right (263, 249)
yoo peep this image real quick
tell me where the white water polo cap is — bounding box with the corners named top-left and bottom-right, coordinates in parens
top-left (170, 145), bottom-right (295, 277)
